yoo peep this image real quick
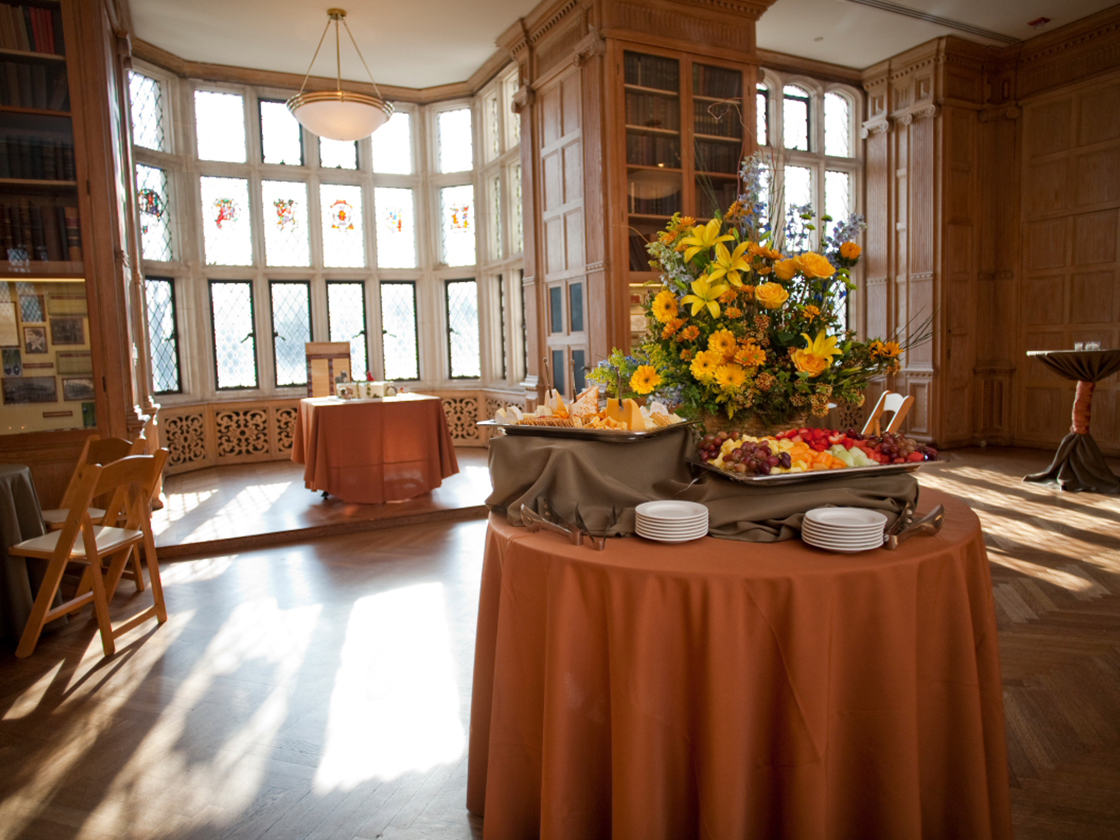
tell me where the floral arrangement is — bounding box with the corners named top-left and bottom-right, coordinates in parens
top-left (591, 152), bottom-right (923, 431)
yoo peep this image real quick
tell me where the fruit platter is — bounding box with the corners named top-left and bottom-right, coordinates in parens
top-left (690, 427), bottom-right (940, 485)
top-left (478, 387), bottom-right (693, 441)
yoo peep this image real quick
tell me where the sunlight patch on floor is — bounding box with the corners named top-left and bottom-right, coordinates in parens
top-left (152, 488), bottom-right (216, 537)
top-left (179, 481), bottom-right (294, 542)
top-left (315, 582), bottom-right (465, 792)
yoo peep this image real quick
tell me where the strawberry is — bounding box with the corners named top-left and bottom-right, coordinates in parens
top-left (907, 452), bottom-right (924, 462)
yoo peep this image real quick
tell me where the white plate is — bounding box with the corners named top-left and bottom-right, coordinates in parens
top-left (635, 501), bottom-right (709, 520)
top-left (635, 522), bottom-right (709, 534)
top-left (804, 507), bottom-right (889, 528)
top-left (637, 531), bottom-right (708, 543)
top-left (636, 528), bottom-right (709, 540)
top-left (801, 523), bottom-right (885, 539)
top-left (637, 518), bottom-right (708, 530)
top-left (802, 539), bottom-right (884, 553)
top-left (802, 532), bottom-right (884, 547)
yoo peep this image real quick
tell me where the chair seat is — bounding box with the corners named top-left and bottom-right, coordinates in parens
top-left (10, 525), bottom-right (143, 561)
top-left (43, 507), bottom-right (106, 526)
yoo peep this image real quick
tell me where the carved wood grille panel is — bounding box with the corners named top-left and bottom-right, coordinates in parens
top-left (215, 408), bottom-right (270, 459)
top-left (163, 410), bottom-right (208, 470)
top-left (443, 396), bottom-right (481, 443)
top-left (275, 406), bottom-right (298, 453)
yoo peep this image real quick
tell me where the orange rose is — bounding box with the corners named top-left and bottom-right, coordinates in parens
top-left (792, 350), bottom-right (830, 377)
top-left (754, 282), bottom-right (790, 310)
top-left (840, 241), bottom-right (862, 261)
top-left (794, 252), bottom-right (836, 279)
top-left (774, 258), bottom-right (798, 282)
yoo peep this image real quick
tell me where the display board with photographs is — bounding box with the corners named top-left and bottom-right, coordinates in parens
top-left (0, 279), bottom-right (93, 435)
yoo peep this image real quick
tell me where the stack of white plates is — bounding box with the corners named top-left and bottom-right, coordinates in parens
top-left (801, 507), bottom-right (888, 553)
top-left (635, 500), bottom-right (709, 543)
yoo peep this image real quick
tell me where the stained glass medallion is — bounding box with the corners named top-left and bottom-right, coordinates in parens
top-left (373, 187), bottom-right (415, 269)
top-left (380, 282), bottom-right (419, 381)
top-left (262, 180), bottom-right (310, 266)
top-left (440, 184), bottom-right (475, 266)
top-left (194, 90), bottom-right (247, 162)
top-left (135, 164), bottom-right (172, 262)
top-left (320, 183), bottom-right (365, 268)
top-left (200, 176), bottom-right (252, 265)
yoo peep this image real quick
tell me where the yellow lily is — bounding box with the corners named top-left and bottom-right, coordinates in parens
top-left (678, 218), bottom-right (734, 264)
top-left (707, 241), bottom-right (751, 288)
top-left (681, 275), bottom-right (729, 318)
top-left (802, 330), bottom-right (842, 362)
top-left (791, 330), bottom-right (842, 378)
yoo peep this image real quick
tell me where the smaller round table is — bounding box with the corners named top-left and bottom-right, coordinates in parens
top-left (1024, 349), bottom-right (1120, 493)
top-left (0, 464), bottom-right (48, 643)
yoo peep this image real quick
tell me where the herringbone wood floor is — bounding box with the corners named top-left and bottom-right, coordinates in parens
top-left (0, 446), bottom-right (1118, 839)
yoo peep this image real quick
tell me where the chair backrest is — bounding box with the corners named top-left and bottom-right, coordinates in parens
top-left (98, 451), bottom-right (169, 532)
top-left (880, 392), bottom-right (914, 433)
top-left (57, 436), bottom-right (147, 512)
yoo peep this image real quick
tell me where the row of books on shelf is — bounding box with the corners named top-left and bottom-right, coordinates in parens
top-left (623, 52), bottom-right (679, 92)
top-left (1, 199), bottom-right (82, 263)
top-left (694, 140), bottom-right (743, 175)
top-left (692, 66), bottom-right (742, 100)
top-left (0, 3), bottom-right (64, 55)
top-left (626, 133), bottom-right (681, 168)
top-left (628, 192), bottom-right (681, 217)
top-left (0, 58), bottom-right (68, 110)
top-left (693, 103), bottom-right (743, 139)
top-left (0, 134), bottom-right (74, 181)
top-left (625, 92), bottom-right (680, 131)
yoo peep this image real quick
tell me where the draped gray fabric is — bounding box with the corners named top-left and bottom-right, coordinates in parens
top-left (486, 428), bottom-right (919, 542)
top-left (0, 464), bottom-right (48, 642)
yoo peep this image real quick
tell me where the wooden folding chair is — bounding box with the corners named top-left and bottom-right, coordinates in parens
top-left (9, 453), bottom-right (169, 658)
top-left (861, 390), bottom-right (915, 436)
top-left (43, 435), bottom-right (146, 530)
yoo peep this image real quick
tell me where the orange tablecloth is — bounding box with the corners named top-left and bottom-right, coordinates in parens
top-left (291, 395), bottom-right (458, 504)
top-left (467, 488), bottom-right (1012, 840)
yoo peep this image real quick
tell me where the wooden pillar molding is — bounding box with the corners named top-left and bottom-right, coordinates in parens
top-left (861, 6), bottom-right (1120, 454)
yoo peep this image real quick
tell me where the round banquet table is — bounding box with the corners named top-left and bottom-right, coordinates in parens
top-left (467, 488), bottom-right (1012, 840)
top-left (0, 464), bottom-right (48, 643)
top-left (291, 394), bottom-right (459, 504)
top-left (1024, 348), bottom-right (1120, 493)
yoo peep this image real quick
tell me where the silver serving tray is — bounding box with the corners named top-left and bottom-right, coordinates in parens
top-left (478, 418), bottom-right (696, 442)
top-left (687, 455), bottom-right (940, 485)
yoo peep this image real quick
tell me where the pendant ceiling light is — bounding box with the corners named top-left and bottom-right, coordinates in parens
top-left (287, 8), bottom-right (393, 142)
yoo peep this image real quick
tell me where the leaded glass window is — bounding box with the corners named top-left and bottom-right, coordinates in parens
top-left (756, 84), bottom-right (769, 147)
top-left (320, 183), bottom-right (365, 268)
top-left (135, 164), bottom-right (173, 262)
top-left (380, 281), bottom-right (418, 380)
top-left (437, 107), bottom-right (472, 173)
top-left (129, 71), bottom-right (165, 152)
top-left (262, 180), bottom-right (310, 266)
top-left (825, 170), bottom-right (852, 232)
top-left (194, 90), bottom-right (246, 162)
top-left (210, 281), bottom-right (257, 389)
top-left (485, 94), bottom-right (499, 162)
top-left (260, 99), bottom-right (304, 165)
top-left (498, 276), bottom-right (507, 379)
top-left (270, 281), bottom-right (311, 387)
top-left (504, 74), bottom-right (521, 146)
top-left (145, 277), bottom-right (180, 394)
top-left (374, 187), bottom-right (416, 269)
top-left (489, 174), bottom-right (502, 260)
top-left (371, 111), bottom-right (411, 174)
top-left (440, 184), bottom-right (474, 266)
top-left (445, 279), bottom-right (480, 378)
top-left (783, 85), bottom-right (810, 151)
top-left (200, 176), bottom-right (252, 266)
top-left (516, 270), bottom-right (527, 375)
top-left (327, 282), bottom-right (368, 377)
top-left (320, 137), bottom-right (358, 170)
top-left (784, 165), bottom-right (812, 217)
top-left (824, 92), bottom-right (850, 158)
top-left (511, 163), bottom-right (523, 253)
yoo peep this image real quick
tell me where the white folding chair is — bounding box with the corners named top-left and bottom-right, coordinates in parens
top-left (861, 391), bottom-right (914, 436)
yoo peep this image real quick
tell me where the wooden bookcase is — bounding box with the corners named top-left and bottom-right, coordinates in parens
top-left (619, 46), bottom-right (751, 345)
top-left (0, 0), bottom-right (142, 505)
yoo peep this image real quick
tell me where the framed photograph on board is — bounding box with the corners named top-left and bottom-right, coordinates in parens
top-left (2, 348), bottom-right (21, 377)
top-left (62, 377), bottom-right (96, 402)
top-left (50, 317), bottom-right (85, 346)
top-left (23, 326), bottom-right (47, 355)
top-left (2, 376), bottom-right (57, 404)
top-left (56, 351), bottom-right (93, 375)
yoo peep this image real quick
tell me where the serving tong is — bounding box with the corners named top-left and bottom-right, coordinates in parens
top-left (520, 501), bottom-right (607, 550)
top-left (883, 502), bottom-right (945, 550)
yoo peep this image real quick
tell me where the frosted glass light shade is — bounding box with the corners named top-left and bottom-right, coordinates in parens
top-left (287, 91), bottom-right (393, 142)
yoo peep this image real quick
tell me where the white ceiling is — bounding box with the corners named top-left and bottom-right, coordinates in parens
top-left (128, 0), bottom-right (1118, 89)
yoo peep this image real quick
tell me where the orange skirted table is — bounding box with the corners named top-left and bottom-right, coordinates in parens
top-left (467, 488), bottom-right (1012, 840)
top-left (291, 395), bottom-right (458, 504)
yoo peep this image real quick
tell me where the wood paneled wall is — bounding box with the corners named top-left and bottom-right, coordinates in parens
top-left (862, 6), bottom-right (1120, 454)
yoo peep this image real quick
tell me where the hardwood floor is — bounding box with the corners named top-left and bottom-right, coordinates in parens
top-left (1, 445), bottom-right (1118, 839)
